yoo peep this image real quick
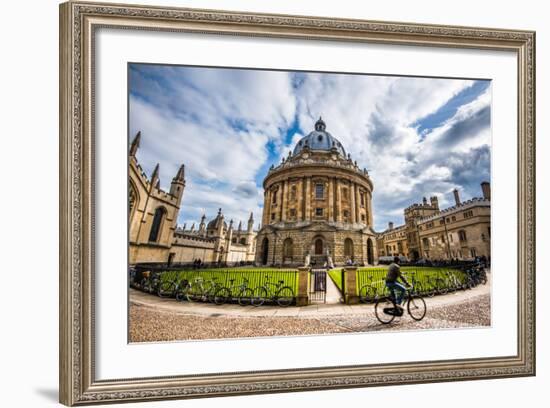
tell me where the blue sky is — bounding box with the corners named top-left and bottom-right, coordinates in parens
top-left (129, 64), bottom-right (491, 231)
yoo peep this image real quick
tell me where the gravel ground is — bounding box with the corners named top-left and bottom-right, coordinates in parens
top-left (129, 293), bottom-right (491, 342)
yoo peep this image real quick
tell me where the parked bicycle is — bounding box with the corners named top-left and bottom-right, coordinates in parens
top-left (375, 282), bottom-right (427, 324)
top-left (252, 275), bottom-right (295, 307)
top-left (214, 278), bottom-right (254, 306)
top-left (359, 274), bottom-right (381, 303)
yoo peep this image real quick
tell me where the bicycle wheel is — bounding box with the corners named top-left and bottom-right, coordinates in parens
top-left (407, 295), bottom-right (427, 321)
top-left (238, 288), bottom-right (254, 306)
top-left (276, 286), bottom-right (295, 307)
top-left (359, 285), bottom-right (370, 303)
top-left (374, 297), bottom-right (397, 324)
top-left (213, 287), bottom-right (231, 305)
top-left (186, 284), bottom-right (204, 302)
top-left (157, 281), bottom-right (174, 298)
top-left (251, 286), bottom-right (267, 307)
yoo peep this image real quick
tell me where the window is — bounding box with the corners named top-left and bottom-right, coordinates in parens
top-left (271, 213), bottom-right (275, 221)
top-left (440, 219), bottom-right (445, 225)
top-left (458, 230), bottom-right (467, 242)
top-left (148, 207), bottom-right (166, 242)
top-left (232, 237), bottom-right (237, 244)
top-left (315, 208), bottom-right (323, 217)
top-left (450, 234), bottom-right (454, 242)
top-left (239, 238), bottom-right (246, 245)
top-left (342, 187), bottom-right (349, 200)
top-left (488, 227), bottom-right (491, 237)
top-left (470, 248), bottom-right (477, 257)
top-left (315, 183), bottom-right (324, 199)
top-left (272, 189), bottom-right (278, 204)
top-left (360, 192), bottom-right (365, 206)
top-left (481, 233), bottom-right (486, 241)
top-left (343, 209), bottom-right (350, 219)
top-left (452, 216), bottom-right (456, 222)
top-left (289, 208), bottom-right (297, 218)
top-left (463, 210), bottom-right (474, 218)
top-left (422, 238), bottom-right (430, 247)
top-left (344, 238), bottom-right (354, 259)
top-left (283, 238), bottom-right (293, 260)
top-left (361, 214), bottom-right (366, 221)
top-left (440, 235), bottom-right (445, 243)
top-left (290, 185), bottom-right (297, 201)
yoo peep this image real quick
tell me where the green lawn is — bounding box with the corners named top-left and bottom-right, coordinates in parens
top-left (354, 266), bottom-right (467, 296)
top-left (327, 269), bottom-right (343, 291)
top-left (158, 268), bottom-right (299, 297)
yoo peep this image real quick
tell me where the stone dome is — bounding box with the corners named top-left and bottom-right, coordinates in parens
top-left (292, 117), bottom-right (347, 158)
top-left (207, 208), bottom-right (227, 231)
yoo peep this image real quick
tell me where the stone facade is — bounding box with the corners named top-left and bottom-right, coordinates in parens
top-left (255, 118), bottom-right (378, 267)
top-left (377, 183), bottom-right (491, 261)
top-left (128, 132), bottom-right (257, 266)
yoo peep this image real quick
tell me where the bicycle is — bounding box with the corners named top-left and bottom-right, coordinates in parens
top-left (214, 278), bottom-right (254, 306)
top-left (185, 276), bottom-right (218, 303)
top-left (157, 273), bottom-right (188, 298)
top-left (375, 283), bottom-right (427, 324)
top-left (252, 276), bottom-right (295, 307)
top-left (141, 271), bottom-right (162, 295)
top-left (359, 275), bottom-right (380, 303)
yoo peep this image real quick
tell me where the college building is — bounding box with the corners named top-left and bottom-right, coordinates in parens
top-left (128, 132), bottom-right (257, 266)
top-left (377, 182), bottom-right (491, 261)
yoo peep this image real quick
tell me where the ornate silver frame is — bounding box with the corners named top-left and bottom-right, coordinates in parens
top-left (59, 1), bottom-right (536, 405)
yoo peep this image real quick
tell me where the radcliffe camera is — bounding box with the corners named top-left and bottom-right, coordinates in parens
top-left (127, 63), bottom-right (491, 341)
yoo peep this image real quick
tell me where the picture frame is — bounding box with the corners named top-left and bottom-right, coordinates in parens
top-left (59, 1), bottom-right (536, 405)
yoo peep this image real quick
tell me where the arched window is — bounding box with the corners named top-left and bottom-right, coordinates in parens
top-left (148, 207), bottom-right (167, 242)
top-left (344, 238), bottom-right (354, 259)
top-left (283, 238), bottom-right (293, 261)
top-left (239, 237), bottom-right (246, 245)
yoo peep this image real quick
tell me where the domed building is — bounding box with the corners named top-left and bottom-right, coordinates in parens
top-left (256, 118), bottom-right (378, 267)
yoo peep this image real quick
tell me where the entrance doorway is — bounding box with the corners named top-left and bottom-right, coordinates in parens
top-left (366, 238), bottom-right (374, 265)
top-left (314, 238), bottom-right (324, 255)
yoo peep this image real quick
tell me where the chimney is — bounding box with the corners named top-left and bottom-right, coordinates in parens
top-left (453, 188), bottom-right (461, 206)
top-left (481, 181), bottom-right (491, 200)
top-left (388, 221), bottom-right (394, 230)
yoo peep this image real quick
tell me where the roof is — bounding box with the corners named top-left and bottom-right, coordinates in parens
top-left (292, 117), bottom-right (346, 158)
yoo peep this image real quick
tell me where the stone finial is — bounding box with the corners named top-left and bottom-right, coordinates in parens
top-left (130, 131), bottom-right (141, 156)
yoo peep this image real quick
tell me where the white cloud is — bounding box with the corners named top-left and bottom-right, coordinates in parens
top-left (129, 65), bottom-right (490, 231)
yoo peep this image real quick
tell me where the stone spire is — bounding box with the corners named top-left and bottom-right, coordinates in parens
top-left (170, 164), bottom-right (186, 202)
top-left (247, 212), bottom-right (254, 232)
top-left (129, 131), bottom-right (141, 157)
top-left (150, 163), bottom-right (160, 190)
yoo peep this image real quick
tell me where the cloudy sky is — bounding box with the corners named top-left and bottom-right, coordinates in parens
top-left (129, 63), bottom-right (491, 232)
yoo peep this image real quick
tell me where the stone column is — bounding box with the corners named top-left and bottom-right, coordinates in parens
top-left (343, 266), bottom-right (359, 304)
top-left (263, 190), bottom-right (271, 226)
top-left (281, 180), bottom-right (288, 221)
top-left (350, 183), bottom-right (357, 224)
top-left (357, 190), bottom-right (361, 223)
top-left (328, 178), bottom-right (334, 221)
top-left (305, 177), bottom-right (311, 221)
top-left (296, 267), bottom-right (310, 306)
top-left (335, 180), bottom-right (342, 222)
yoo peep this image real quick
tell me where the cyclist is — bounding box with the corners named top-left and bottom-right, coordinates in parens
top-left (385, 256), bottom-right (410, 312)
